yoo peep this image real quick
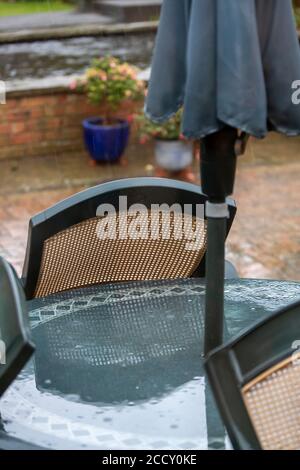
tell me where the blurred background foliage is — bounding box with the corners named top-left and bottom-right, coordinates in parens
top-left (0, 1), bottom-right (299, 27)
top-left (0, 0), bottom-right (75, 16)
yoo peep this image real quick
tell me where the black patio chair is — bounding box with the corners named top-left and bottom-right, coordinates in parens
top-left (22, 178), bottom-right (237, 299)
top-left (205, 299), bottom-right (300, 450)
top-left (0, 257), bottom-right (34, 397)
top-left (0, 257), bottom-right (39, 449)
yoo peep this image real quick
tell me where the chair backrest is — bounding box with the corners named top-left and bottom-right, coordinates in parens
top-left (205, 299), bottom-right (300, 450)
top-left (22, 178), bottom-right (236, 299)
top-left (0, 257), bottom-right (34, 397)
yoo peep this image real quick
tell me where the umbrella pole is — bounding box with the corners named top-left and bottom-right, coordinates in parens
top-left (204, 212), bottom-right (227, 355)
top-left (201, 127), bottom-right (238, 356)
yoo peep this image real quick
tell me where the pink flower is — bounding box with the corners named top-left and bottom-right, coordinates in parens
top-left (98, 71), bottom-right (107, 81)
top-left (139, 136), bottom-right (148, 145)
top-left (69, 80), bottom-right (77, 90)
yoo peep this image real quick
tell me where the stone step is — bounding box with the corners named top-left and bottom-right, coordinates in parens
top-left (92, 0), bottom-right (162, 23)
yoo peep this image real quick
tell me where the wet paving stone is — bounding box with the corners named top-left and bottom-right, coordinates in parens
top-left (0, 134), bottom-right (299, 281)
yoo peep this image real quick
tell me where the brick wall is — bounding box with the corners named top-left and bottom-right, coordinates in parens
top-left (0, 91), bottom-right (140, 160)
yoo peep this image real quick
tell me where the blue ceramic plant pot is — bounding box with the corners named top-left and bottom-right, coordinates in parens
top-left (82, 117), bottom-right (130, 163)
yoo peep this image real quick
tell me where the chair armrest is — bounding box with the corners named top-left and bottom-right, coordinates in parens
top-left (225, 260), bottom-right (239, 279)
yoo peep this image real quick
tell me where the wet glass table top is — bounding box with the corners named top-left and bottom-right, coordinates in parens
top-left (1, 278), bottom-right (300, 450)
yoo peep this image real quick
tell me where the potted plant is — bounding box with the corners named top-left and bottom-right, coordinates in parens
top-left (137, 110), bottom-right (193, 172)
top-left (75, 56), bottom-right (145, 163)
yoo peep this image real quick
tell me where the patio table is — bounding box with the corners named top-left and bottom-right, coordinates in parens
top-left (0, 278), bottom-right (300, 450)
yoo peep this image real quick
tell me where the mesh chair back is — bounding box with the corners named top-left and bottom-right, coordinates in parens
top-left (34, 211), bottom-right (206, 298)
top-left (205, 299), bottom-right (300, 450)
top-left (23, 178), bottom-right (236, 299)
top-left (242, 356), bottom-right (300, 450)
top-left (0, 257), bottom-right (34, 396)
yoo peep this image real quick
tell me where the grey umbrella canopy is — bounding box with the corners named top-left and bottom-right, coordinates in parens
top-left (145, 0), bottom-right (300, 138)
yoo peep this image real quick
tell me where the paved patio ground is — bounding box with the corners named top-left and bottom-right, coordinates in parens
top-left (0, 133), bottom-right (299, 281)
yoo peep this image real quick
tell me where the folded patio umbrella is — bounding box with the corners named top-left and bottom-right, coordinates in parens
top-left (145, 0), bottom-right (300, 354)
top-left (146, 0), bottom-right (300, 138)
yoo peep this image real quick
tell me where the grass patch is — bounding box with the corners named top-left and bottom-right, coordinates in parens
top-left (0, 1), bottom-right (73, 17)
